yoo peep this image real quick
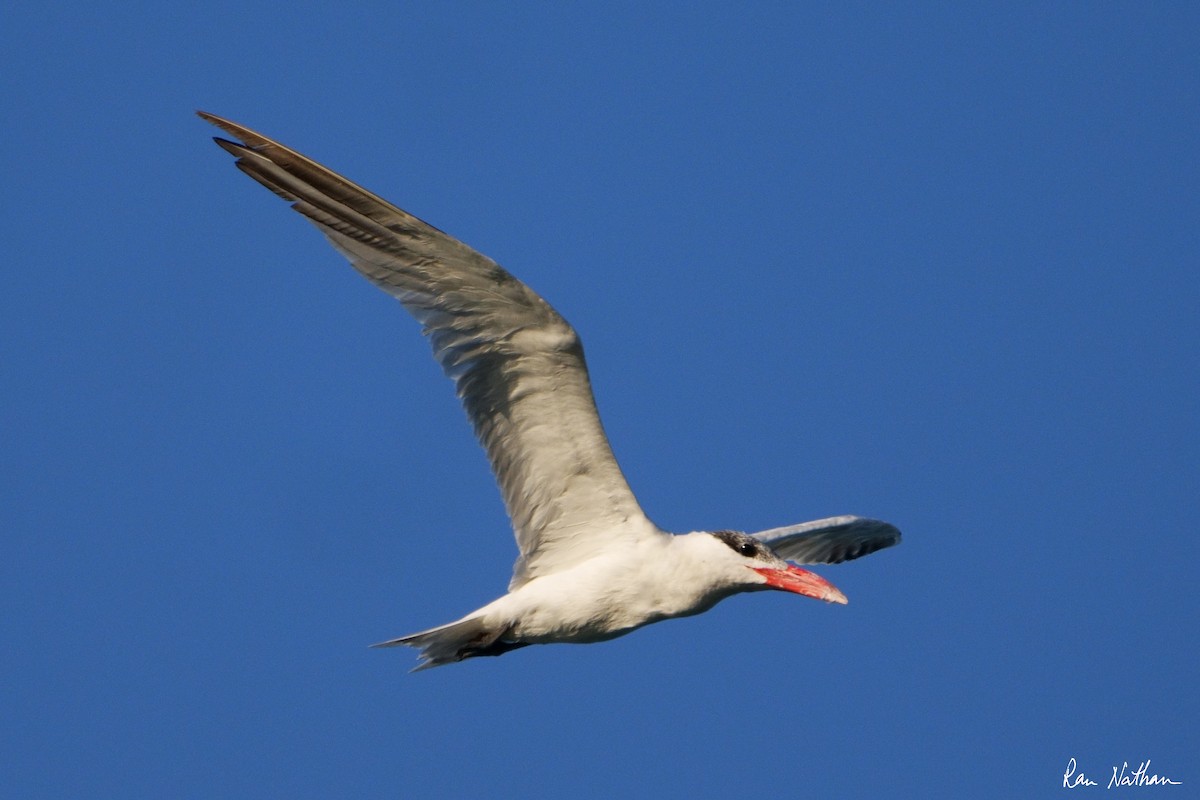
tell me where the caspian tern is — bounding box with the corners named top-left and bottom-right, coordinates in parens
top-left (200, 112), bottom-right (901, 671)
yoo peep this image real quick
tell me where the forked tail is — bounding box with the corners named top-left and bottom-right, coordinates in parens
top-left (371, 616), bottom-right (527, 672)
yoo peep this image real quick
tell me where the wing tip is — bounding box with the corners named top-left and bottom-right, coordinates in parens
top-left (197, 110), bottom-right (280, 154)
top-left (196, 109), bottom-right (238, 137)
top-left (751, 514), bottom-right (903, 564)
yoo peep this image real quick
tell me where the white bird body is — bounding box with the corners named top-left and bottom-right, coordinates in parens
top-left (200, 112), bottom-right (901, 671)
top-left (460, 533), bottom-right (767, 645)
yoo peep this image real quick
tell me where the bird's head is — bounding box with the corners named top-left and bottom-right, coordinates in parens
top-left (706, 530), bottom-right (848, 604)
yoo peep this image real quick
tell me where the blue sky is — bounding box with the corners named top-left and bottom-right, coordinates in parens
top-left (3, 3), bottom-right (1196, 797)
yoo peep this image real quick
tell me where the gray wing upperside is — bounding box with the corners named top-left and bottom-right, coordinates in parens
top-left (199, 112), bottom-right (659, 588)
top-left (749, 516), bottom-right (901, 564)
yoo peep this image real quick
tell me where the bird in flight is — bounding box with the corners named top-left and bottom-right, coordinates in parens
top-left (200, 112), bottom-right (901, 671)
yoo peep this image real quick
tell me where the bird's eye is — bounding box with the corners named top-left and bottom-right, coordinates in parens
top-left (737, 541), bottom-right (757, 557)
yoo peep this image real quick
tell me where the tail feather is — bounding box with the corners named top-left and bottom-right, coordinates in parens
top-left (372, 616), bottom-right (527, 672)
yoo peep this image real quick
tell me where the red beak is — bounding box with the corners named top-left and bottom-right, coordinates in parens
top-left (753, 565), bottom-right (848, 605)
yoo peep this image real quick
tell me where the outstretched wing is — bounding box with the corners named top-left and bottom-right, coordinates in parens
top-left (750, 516), bottom-right (901, 564)
top-left (200, 112), bottom-right (659, 588)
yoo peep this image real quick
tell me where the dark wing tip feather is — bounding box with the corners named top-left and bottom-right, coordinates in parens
top-left (198, 110), bottom-right (278, 150)
top-left (212, 136), bottom-right (248, 156)
top-left (198, 110), bottom-right (454, 242)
